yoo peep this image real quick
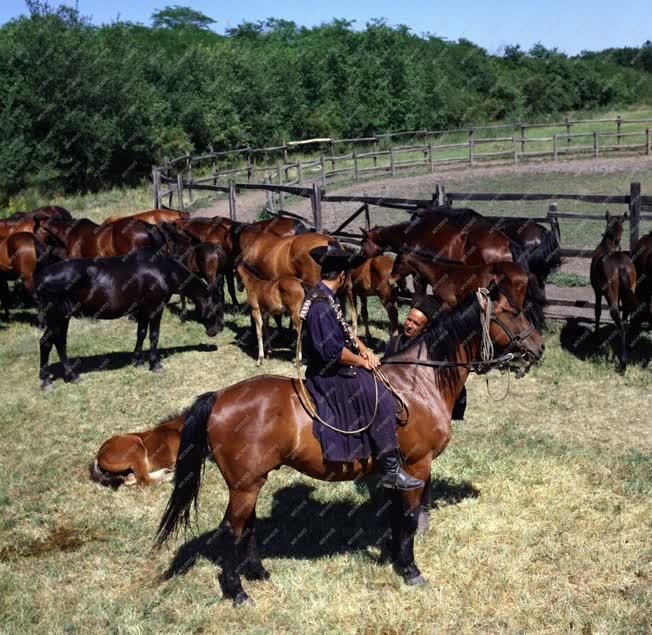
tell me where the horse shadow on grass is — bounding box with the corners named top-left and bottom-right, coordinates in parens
top-left (225, 318), bottom-right (298, 364)
top-left (560, 318), bottom-right (652, 369)
top-left (162, 478), bottom-right (479, 580)
top-left (45, 343), bottom-right (218, 381)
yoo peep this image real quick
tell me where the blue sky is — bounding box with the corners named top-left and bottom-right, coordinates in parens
top-left (1, 0), bottom-right (650, 55)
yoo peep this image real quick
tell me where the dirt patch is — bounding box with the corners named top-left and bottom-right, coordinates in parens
top-left (0, 526), bottom-right (110, 561)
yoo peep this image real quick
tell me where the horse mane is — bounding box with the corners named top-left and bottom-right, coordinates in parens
top-left (526, 226), bottom-right (561, 277)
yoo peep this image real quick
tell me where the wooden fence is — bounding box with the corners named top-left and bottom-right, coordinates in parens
top-left (152, 116), bottom-right (652, 205)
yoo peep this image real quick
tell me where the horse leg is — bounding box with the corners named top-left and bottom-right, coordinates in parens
top-left (53, 318), bottom-right (78, 383)
top-left (608, 303), bottom-right (627, 369)
top-left (133, 315), bottom-right (149, 367)
top-left (417, 474), bottom-right (432, 534)
top-left (226, 269), bottom-right (238, 306)
top-left (179, 294), bottom-right (187, 321)
top-left (218, 488), bottom-right (263, 605)
top-left (594, 290), bottom-right (602, 331)
top-left (39, 319), bottom-right (56, 391)
top-left (386, 297), bottom-right (399, 336)
top-left (0, 276), bottom-right (10, 320)
top-left (148, 308), bottom-right (164, 372)
top-left (390, 487), bottom-right (427, 586)
top-left (240, 509), bottom-right (270, 581)
top-left (361, 295), bottom-right (371, 340)
top-left (252, 306), bottom-right (264, 366)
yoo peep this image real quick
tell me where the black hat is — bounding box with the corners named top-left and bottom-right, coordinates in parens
top-left (309, 246), bottom-right (366, 275)
top-left (410, 292), bottom-right (441, 321)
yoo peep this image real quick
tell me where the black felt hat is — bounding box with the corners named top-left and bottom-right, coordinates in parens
top-left (309, 246), bottom-right (366, 275)
top-left (410, 292), bottom-right (441, 321)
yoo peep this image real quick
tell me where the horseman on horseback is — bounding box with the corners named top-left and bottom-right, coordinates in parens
top-left (301, 246), bottom-right (423, 490)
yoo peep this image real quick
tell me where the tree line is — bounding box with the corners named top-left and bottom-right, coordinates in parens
top-left (1, 1), bottom-right (651, 201)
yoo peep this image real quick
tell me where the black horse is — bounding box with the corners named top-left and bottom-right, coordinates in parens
top-left (34, 248), bottom-right (224, 391)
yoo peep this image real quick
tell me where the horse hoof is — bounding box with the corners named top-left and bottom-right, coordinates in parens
top-left (41, 382), bottom-right (54, 393)
top-left (151, 365), bottom-right (164, 374)
top-left (134, 359), bottom-right (144, 368)
top-left (233, 591), bottom-right (255, 607)
top-left (70, 375), bottom-right (81, 384)
top-left (405, 573), bottom-right (428, 587)
top-left (244, 565), bottom-right (270, 581)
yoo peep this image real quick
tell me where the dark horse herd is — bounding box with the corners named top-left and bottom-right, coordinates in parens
top-left (1, 200), bottom-right (650, 604)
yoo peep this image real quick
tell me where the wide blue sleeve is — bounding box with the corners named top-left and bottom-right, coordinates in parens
top-left (306, 301), bottom-right (346, 365)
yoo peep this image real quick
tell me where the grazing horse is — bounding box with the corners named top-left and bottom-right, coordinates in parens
top-left (0, 232), bottom-right (61, 319)
top-left (90, 413), bottom-right (184, 488)
top-left (158, 223), bottom-right (228, 313)
top-left (360, 220), bottom-right (544, 329)
top-left (590, 212), bottom-right (639, 368)
top-left (33, 217), bottom-right (162, 259)
top-left (236, 262), bottom-right (306, 366)
top-left (34, 249), bottom-right (224, 391)
top-left (632, 232), bottom-right (652, 326)
top-left (103, 209), bottom-right (190, 225)
top-left (350, 255), bottom-right (400, 338)
top-left (388, 248), bottom-right (531, 313)
top-left (154, 286), bottom-right (544, 605)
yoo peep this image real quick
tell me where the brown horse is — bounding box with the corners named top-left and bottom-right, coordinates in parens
top-left (8, 205), bottom-right (73, 221)
top-left (389, 248), bottom-right (530, 312)
top-left (0, 232), bottom-right (60, 319)
top-left (632, 232), bottom-right (652, 326)
top-left (103, 209), bottom-right (189, 225)
top-left (33, 217), bottom-right (162, 259)
top-left (236, 262), bottom-right (306, 365)
top-left (154, 286), bottom-right (544, 605)
top-left (351, 255), bottom-right (399, 338)
top-left (90, 413), bottom-right (184, 488)
top-left (590, 212), bottom-right (639, 368)
top-left (0, 216), bottom-right (37, 240)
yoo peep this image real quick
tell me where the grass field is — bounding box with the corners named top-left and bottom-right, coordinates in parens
top-left (0, 286), bottom-right (650, 633)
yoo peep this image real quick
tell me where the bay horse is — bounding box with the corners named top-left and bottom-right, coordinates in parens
top-left (7, 205), bottom-right (73, 221)
top-left (154, 286), bottom-right (544, 605)
top-left (90, 413), bottom-right (184, 488)
top-left (590, 212), bottom-right (639, 368)
top-left (103, 209), bottom-right (190, 225)
top-left (632, 232), bottom-right (652, 326)
top-left (0, 232), bottom-right (61, 319)
top-left (33, 217), bottom-right (163, 259)
top-left (360, 219), bottom-right (545, 329)
top-left (350, 255), bottom-right (399, 338)
top-left (0, 216), bottom-right (37, 240)
top-left (34, 248), bottom-right (224, 391)
top-left (236, 261), bottom-right (306, 366)
top-left (389, 248), bottom-right (531, 312)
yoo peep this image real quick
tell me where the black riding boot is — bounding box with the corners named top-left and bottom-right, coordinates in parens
top-left (376, 451), bottom-right (424, 490)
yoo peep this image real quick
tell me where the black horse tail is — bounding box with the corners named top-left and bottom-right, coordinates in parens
top-left (89, 460), bottom-right (126, 489)
top-left (154, 391), bottom-right (217, 548)
top-left (527, 228), bottom-right (562, 283)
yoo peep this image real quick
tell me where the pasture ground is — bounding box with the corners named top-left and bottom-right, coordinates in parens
top-left (1, 162), bottom-right (651, 633)
top-left (0, 290), bottom-right (650, 633)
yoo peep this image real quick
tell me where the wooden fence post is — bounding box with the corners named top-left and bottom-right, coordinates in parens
top-left (565, 117), bottom-right (572, 145)
top-left (312, 183), bottom-right (322, 232)
top-left (330, 141), bottom-right (335, 171)
top-left (372, 137), bottom-right (378, 169)
top-left (247, 150), bottom-right (253, 183)
top-left (616, 115), bottom-right (622, 146)
top-left (152, 167), bottom-right (160, 209)
top-left (593, 131), bottom-right (599, 159)
top-left (228, 179), bottom-right (236, 220)
top-left (364, 202), bottom-right (370, 230)
top-left (320, 154), bottom-right (326, 185)
top-left (390, 147), bottom-right (395, 176)
top-left (629, 181), bottom-right (641, 251)
top-left (296, 161), bottom-right (302, 184)
top-left (264, 173), bottom-right (274, 216)
top-left (186, 154), bottom-right (193, 202)
top-left (428, 143), bottom-right (434, 173)
top-left (353, 150), bottom-right (359, 182)
top-left (646, 128), bottom-right (651, 155)
top-left (209, 145), bottom-right (216, 186)
top-left (176, 173), bottom-right (185, 211)
top-left (553, 134), bottom-right (558, 161)
top-left (548, 203), bottom-right (561, 244)
top-left (469, 128), bottom-right (475, 165)
top-left (520, 124), bottom-right (526, 153)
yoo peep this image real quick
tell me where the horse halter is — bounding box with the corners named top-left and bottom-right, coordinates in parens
top-left (487, 287), bottom-right (536, 349)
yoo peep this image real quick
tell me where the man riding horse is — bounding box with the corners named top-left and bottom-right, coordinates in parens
top-left (302, 246), bottom-right (424, 490)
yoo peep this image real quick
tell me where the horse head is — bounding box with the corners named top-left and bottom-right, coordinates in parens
top-left (359, 226), bottom-right (383, 258)
top-left (604, 211), bottom-right (628, 248)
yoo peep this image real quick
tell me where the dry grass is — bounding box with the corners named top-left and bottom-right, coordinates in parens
top-left (0, 293), bottom-right (650, 633)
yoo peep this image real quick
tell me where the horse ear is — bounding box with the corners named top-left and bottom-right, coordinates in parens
top-left (486, 279), bottom-right (500, 300)
top-left (605, 210), bottom-right (610, 221)
top-left (359, 226), bottom-right (368, 237)
top-left (623, 212), bottom-right (628, 221)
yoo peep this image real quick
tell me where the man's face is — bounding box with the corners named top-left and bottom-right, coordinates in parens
top-left (403, 308), bottom-right (429, 338)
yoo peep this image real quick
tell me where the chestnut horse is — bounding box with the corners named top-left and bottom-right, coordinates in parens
top-left (0, 232), bottom-right (61, 319)
top-left (0, 206), bottom-right (73, 240)
top-left (33, 217), bottom-right (163, 259)
top-left (590, 212), bottom-right (639, 368)
top-left (389, 248), bottom-right (531, 312)
top-left (34, 248), bottom-right (224, 390)
top-left (103, 209), bottom-right (189, 225)
top-left (90, 413), bottom-right (184, 488)
top-left (236, 261), bottom-right (306, 365)
top-left (155, 286), bottom-right (544, 605)
top-left (351, 255), bottom-right (399, 338)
